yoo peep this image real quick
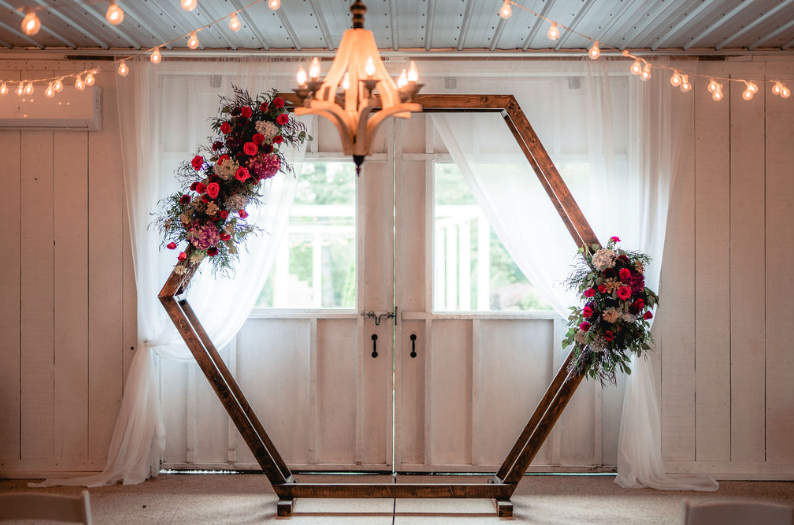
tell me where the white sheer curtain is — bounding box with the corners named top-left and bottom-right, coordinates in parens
top-left (430, 58), bottom-right (717, 490)
top-left (33, 58), bottom-right (308, 487)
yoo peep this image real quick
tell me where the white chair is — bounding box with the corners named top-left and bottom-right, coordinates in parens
top-left (684, 500), bottom-right (794, 525)
top-left (0, 490), bottom-right (92, 524)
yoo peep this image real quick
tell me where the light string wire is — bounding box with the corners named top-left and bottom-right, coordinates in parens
top-left (502, 0), bottom-right (793, 99)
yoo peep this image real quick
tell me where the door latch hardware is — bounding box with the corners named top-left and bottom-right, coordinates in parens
top-left (361, 307), bottom-right (398, 326)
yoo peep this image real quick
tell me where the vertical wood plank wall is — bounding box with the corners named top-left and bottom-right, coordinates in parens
top-left (0, 62), bottom-right (132, 477)
top-left (1, 58), bottom-right (794, 478)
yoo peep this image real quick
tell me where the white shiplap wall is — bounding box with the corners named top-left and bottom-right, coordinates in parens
top-left (1, 58), bottom-right (793, 479)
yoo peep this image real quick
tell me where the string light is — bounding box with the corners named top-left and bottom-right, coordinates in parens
top-left (15, 82), bottom-right (24, 96)
top-left (187, 31), bottom-right (200, 49)
top-left (680, 75), bottom-right (692, 92)
top-left (0, 82), bottom-right (7, 96)
top-left (229, 13), bottom-right (241, 32)
top-left (772, 82), bottom-right (782, 95)
top-left (268, 0), bottom-right (281, 10)
top-left (630, 59), bottom-right (642, 76)
top-left (117, 60), bottom-right (129, 76)
top-left (106, 1), bottom-right (124, 25)
top-left (24, 82), bottom-right (34, 95)
top-left (640, 63), bottom-right (652, 81)
top-left (181, 0), bottom-right (198, 12)
top-left (743, 81), bottom-right (757, 100)
top-left (499, 0), bottom-right (512, 19)
top-left (75, 75), bottom-right (85, 90)
top-left (782, 87), bottom-right (791, 99)
top-left (85, 71), bottom-right (96, 86)
top-left (45, 83), bottom-right (55, 98)
top-left (748, 82), bottom-right (759, 94)
top-left (22, 11), bottom-right (41, 36)
top-left (712, 84), bottom-right (724, 102)
top-left (151, 46), bottom-right (162, 64)
top-left (588, 41), bottom-right (600, 60)
top-left (547, 21), bottom-right (560, 40)
top-left (670, 71), bottom-right (682, 87)
top-left (707, 79), bottom-right (719, 93)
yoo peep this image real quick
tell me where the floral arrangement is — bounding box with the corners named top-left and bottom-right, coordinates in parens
top-left (562, 236), bottom-right (659, 384)
top-left (157, 87), bottom-right (311, 276)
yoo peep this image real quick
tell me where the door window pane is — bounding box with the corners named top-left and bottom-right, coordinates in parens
top-left (433, 162), bottom-right (552, 312)
top-left (257, 162), bottom-right (357, 308)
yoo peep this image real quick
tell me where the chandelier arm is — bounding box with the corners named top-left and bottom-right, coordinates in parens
top-left (359, 31), bottom-right (399, 108)
top-left (320, 30), bottom-right (354, 102)
top-left (296, 102), bottom-right (356, 154)
top-left (362, 102), bottom-right (422, 154)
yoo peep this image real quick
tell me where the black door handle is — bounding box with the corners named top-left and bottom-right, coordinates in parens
top-left (410, 334), bottom-right (417, 358)
top-left (371, 333), bottom-right (378, 358)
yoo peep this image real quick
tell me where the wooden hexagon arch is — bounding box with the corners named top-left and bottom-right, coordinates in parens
top-left (159, 94), bottom-right (600, 519)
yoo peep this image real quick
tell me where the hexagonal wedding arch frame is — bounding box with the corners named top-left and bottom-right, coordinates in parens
top-left (159, 94), bottom-right (601, 519)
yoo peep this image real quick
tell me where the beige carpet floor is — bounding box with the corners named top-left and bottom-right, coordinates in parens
top-left (1, 474), bottom-right (793, 524)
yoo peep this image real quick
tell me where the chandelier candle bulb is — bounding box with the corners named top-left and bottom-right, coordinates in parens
top-left (397, 69), bottom-right (408, 88)
top-left (106, 1), bottom-right (124, 25)
top-left (408, 61), bottom-right (419, 82)
top-left (630, 59), bottom-right (642, 75)
top-left (0, 82), bottom-right (7, 95)
top-left (499, 0), bottom-right (512, 19)
top-left (296, 67), bottom-right (307, 87)
top-left (22, 11), bottom-right (41, 36)
top-left (268, 0), bottom-right (281, 10)
top-left (181, 0), bottom-right (197, 12)
top-left (187, 31), bottom-right (200, 49)
top-left (547, 21), bottom-right (560, 40)
top-left (229, 13), bottom-right (241, 32)
top-left (588, 41), bottom-right (601, 60)
top-left (118, 60), bottom-right (129, 76)
top-left (341, 72), bottom-right (350, 90)
top-left (151, 47), bottom-right (162, 64)
top-left (309, 57), bottom-right (321, 80)
top-left (364, 56), bottom-right (376, 78)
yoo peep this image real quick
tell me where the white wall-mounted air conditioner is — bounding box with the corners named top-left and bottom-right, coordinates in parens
top-left (0, 86), bottom-right (101, 131)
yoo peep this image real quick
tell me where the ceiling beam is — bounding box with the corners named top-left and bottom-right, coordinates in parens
top-left (625, 0), bottom-right (701, 50)
top-left (79, 2), bottom-right (142, 49)
top-left (652, 0), bottom-right (718, 51)
top-left (0, 0), bottom-right (78, 48)
top-left (490, 17), bottom-right (507, 52)
top-left (307, 0), bottom-right (334, 50)
top-left (230, 0), bottom-right (270, 51)
top-left (274, 6), bottom-right (302, 51)
top-left (0, 19), bottom-right (43, 49)
top-left (716, 0), bottom-right (794, 50)
top-left (425, 0), bottom-right (436, 51)
top-left (389, 0), bottom-right (399, 51)
top-left (784, 37), bottom-right (794, 49)
top-left (147, 0), bottom-right (201, 49)
top-left (118, 3), bottom-right (175, 50)
top-left (554, 0), bottom-right (597, 51)
top-left (594, 0), bottom-right (640, 42)
top-left (748, 18), bottom-right (794, 50)
top-left (456, 0), bottom-right (475, 51)
top-left (683, 0), bottom-right (753, 50)
top-left (192, 3), bottom-right (238, 50)
top-left (522, 0), bottom-right (556, 52)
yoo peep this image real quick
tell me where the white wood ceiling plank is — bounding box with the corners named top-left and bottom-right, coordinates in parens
top-left (522, 0), bottom-right (556, 51)
top-left (0, 18), bottom-right (43, 49)
top-left (274, 0), bottom-right (304, 50)
top-left (553, 0), bottom-right (598, 51)
top-left (307, 0), bottom-right (335, 50)
top-left (117, 2), bottom-right (176, 50)
top-left (388, 0), bottom-right (399, 51)
top-left (716, 0), bottom-right (794, 50)
top-left (242, 2), bottom-right (294, 49)
top-left (456, 0), bottom-right (476, 51)
top-left (749, 17), bottom-right (794, 49)
top-left (624, 0), bottom-right (703, 50)
top-left (0, 0), bottom-right (103, 49)
top-left (395, 0), bottom-right (431, 49)
top-left (0, 0), bottom-right (75, 48)
top-left (191, 2), bottom-right (239, 50)
top-left (229, 0), bottom-right (271, 51)
top-left (426, 0), bottom-right (437, 52)
top-left (77, 2), bottom-right (142, 49)
top-left (651, 0), bottom-right (720, 51)
top-left (609, 0), bottom-right (674, 51)
top-left (682, 0), bottom-right (752, 51)
top-left (492, 0), bottom-right (538, 50)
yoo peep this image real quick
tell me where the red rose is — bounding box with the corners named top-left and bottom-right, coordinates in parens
top-left (276, 113), bottom-right (289, 125)
top-left (634, 298), bottom-right (645, 309)
top-left (207, 246), bottom-right (219, 256)
top-left (243, 142), bottom-right (258, 155)
top-left (597, 284), bottom-right (606, 294)
top-left (235, 166), bottom-right (250, 182)
top-left (240, 106), bottom-right (252, 118)
top-left (259, 102), bottom-right (268, 112)
top-left (610, 236), bottom-right (620, 242)
top-left (220, 121), bottom-right (231, 134)
top-left (619, 268), bottom-right (631, 281)
top-left (201, 194), bottom-right (210, 203)
top-left (605, 331), bottom-right (614, 341)
top-left (273, 135), bottom-right (283, 144)
top-left (206, 182), bottom-right (219, 199)
top-left (190, 182), bottom-right (199, 191)
top-left (178, 252), bottom-right (187, 261)
top-left (583, 306), bottom-right (593, 318)
top-left (579, 321), bottom-right (591, 332)
top-left (644, 311), bottom-right (653, 320)
top-left (212, 141), bottom-right (223, 151)
top-left (618, 255), bottom-right (630, 263)
top-left (583, 288), bottom-right (595, 298)
top-left (252, 133), bottom-right (265, 145)
top-left (273, 97), bottom-right (284, 108)
top-left (167, 242), bottom-right (177, 250)
top-left (191, 155), bottom-right (203, 170)
top-left (195, 182), bottom-right (206, 194)
top-left (617, 286), bottom-right (631, 300)
top-left (219, 210), bottom-right (229, 219)
top-left (239, 209), bottom-right (248, 219)
top-left (180, 194), bottom-right (190, 205)
top-left (221, 232), bottom-right (231, 241)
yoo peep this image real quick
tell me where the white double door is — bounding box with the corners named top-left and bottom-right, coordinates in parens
top-left (161, 116), bottom-right (617, 472)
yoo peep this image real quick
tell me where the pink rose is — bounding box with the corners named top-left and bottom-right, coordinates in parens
top-left (206, 182), bottom-right (219, 199)
top-left (617, 286), bottom-right (631, 300)
top-left (235, 166), bottom-right (250, 182)
top-left (579, 321), bottom-right (591, 332)
top-left (191, 155), bottom-right (203, 170)
top-left (610, 236), bottom-right (620, 242)
top-left (243, 142), bottom-right (258, 156)
top-left (583, 288), bottom-right (595, 298)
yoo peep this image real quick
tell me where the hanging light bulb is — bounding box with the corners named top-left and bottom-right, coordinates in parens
top-left (75, 75), bottom-right (85, 90)
top-left (296, 66), bottom-right (307, 87)
top-left (24, 82), bottom-right (34, 95)
top-left (747, 81), bottom-right (758, 94)
top-left (85, 71), bottom-right (96, 86)
top-left (229, 13), bottom-right (241, 31)
top-left (742, 82), bottom-right (754, 100)
top-left (408, 60), bottom-right (419, 82)
top-left (15, 82), bottom-right (24, 96)
top-left (268, 0), bottom-right (281, 10)
top-left (670, 71), bottom-right (682, 87)
top-left (712, 88), bottom-right (723, 102)
top-left (106, 1), bottom-right (124, 25)
top-left (547, 21), bottom-right (560, 40)
top-left (499, 0), bottom-right (512, 19)
top-left (640, 63), bottom-right (652, 81)
top-left (365, 56), bottom-right (376, 78)
top-left (397, 69), bottom-right (408, 88)
top-left (150, 46), bottom-right (162, 64)
top-left (22, 11), bottom-right (41, 36)
top-left (187, 31), bottom-right (200, 49)
top-left (45, 82), bottom-right (54, 98)
top-left (341, 71), bottom-right (350, 91)
top-left (117, 60), bottom-right (129, 76)
top-left (51, 78), bottom-right (62, 92)
top-left (0, 82), bottom-right (7, 96)
top-left (181, 0), bottom-right (197, 12)
top-left (707, 79), bottom-right (719, 93)
top-left (588, 41), bottom-right (600, 60)
top-left (781, 86), bottom-right (791, 99)
top-left (680, 75), bottom-right (691, 92)
top-left (309, 57), bottom-right (321, 80)
top-left (630, 59), bottom-right (642, 75)
top-left (772, 82), bottom-right (782, 96)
